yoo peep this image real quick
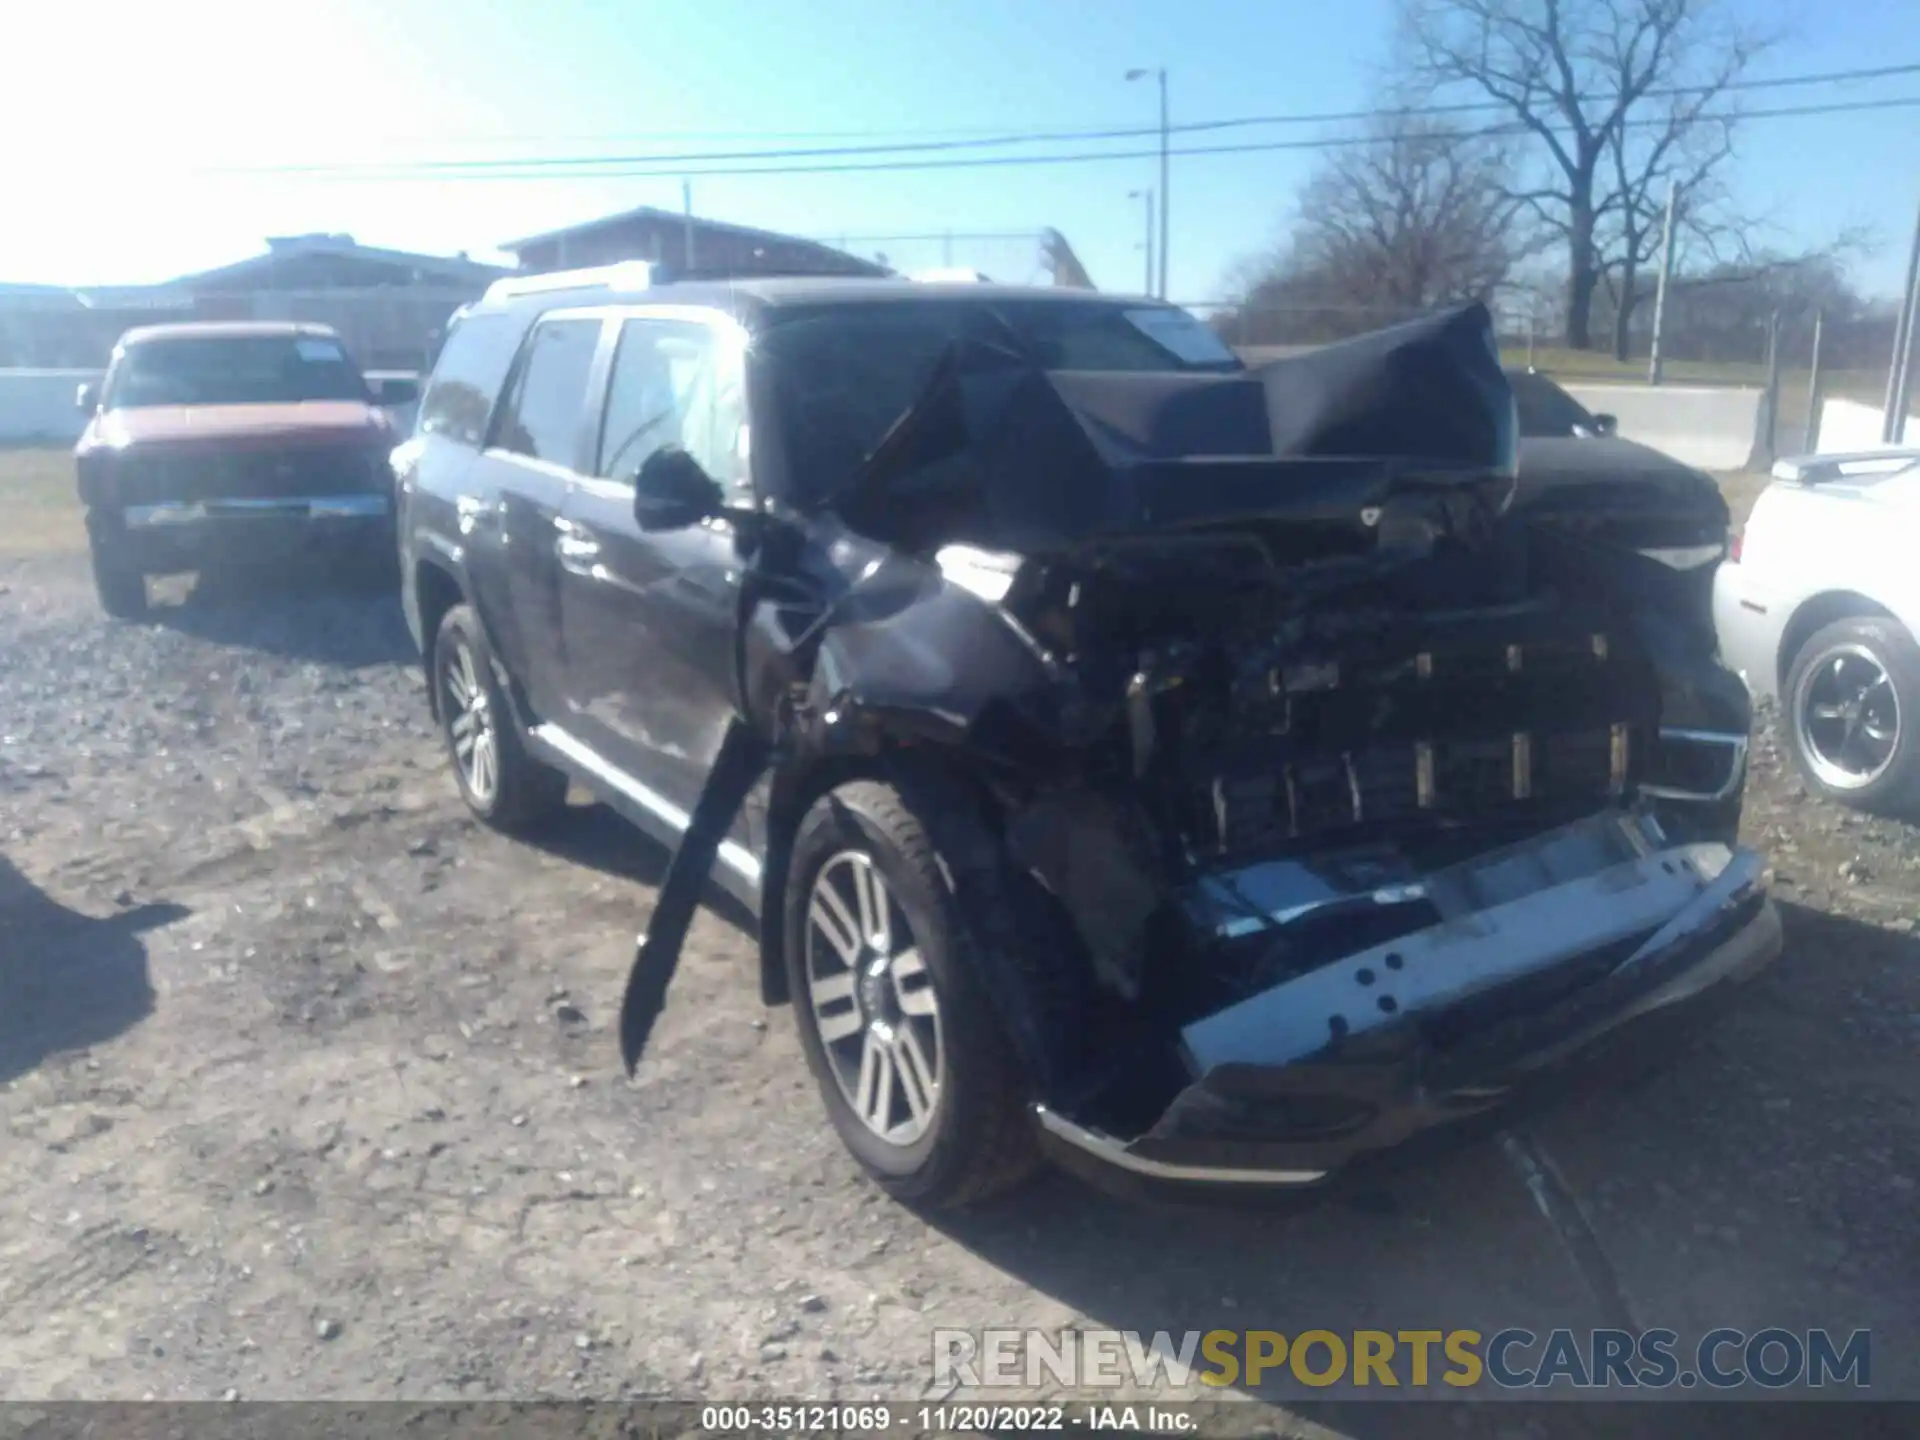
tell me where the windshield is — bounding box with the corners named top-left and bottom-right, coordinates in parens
top-left (106, 334), bottom-right (369, 408)
top-left (1509, 371), bottom-right (1598, 438)
top-left (756, 298), bottom-right (1241, 502)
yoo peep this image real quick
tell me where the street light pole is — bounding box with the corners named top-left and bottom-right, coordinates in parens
top-left (1129, 189), bottom-right (1154, 295)
top-left (1127, 67), bottom-right (1170, 299)
top-left (1156, 69), bottom-right (1169, 300)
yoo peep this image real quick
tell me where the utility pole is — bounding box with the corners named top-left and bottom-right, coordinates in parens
top-left (1647, 180), bottom-right (1680, 385)
top-left (1805, 308), bottom-right (1826, 454)
top-left (1762, 309), bottom-right (1783, 466)
top-left (682, 180), bottom-right (695, 269)
top-left (1129, 189), bottom-right (1154, 295)
top-left (1127, 67), bottom-right (1170, 299)
top-left (1886, 192), bottom-right (1920, 444)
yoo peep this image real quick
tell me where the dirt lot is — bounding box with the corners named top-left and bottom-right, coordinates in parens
top-left (3, 450), bottom-right (1917, 1425)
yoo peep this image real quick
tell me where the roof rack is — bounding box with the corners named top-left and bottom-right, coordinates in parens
top-left (482, 258), bottom-right (897, 307)
top-left (482, 261), bottom-right (657, 304)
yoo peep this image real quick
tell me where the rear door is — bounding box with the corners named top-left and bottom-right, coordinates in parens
top-left (556, 308), bottom-right (752, 825)
top-left (469, 313), bottom-right (606, 719)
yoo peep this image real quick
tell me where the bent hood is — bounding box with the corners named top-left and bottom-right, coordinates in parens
top-left (825, 303), bottom-right (1520, 554)
top-left (1516, 435), bottom-right (1725, 508)
top-left (82, 401), bottom-right (393, 456)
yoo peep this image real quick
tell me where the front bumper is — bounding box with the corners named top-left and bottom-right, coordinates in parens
top-left (123, 494), bottom-right (391, 528)
top-left (1035, 815), bottom-right (1780, 1197)
top-left (96, 494), bottom-right (393, 570)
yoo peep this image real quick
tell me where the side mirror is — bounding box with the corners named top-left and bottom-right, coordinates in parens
top-left (632, 446), bottom-right (723, 532)
top-left (1590, 413), bottom-right (1618, 437)
top-left (373, 376), bottom-right (420, 406)
top-left (76, 381), bottom-right (98, 414)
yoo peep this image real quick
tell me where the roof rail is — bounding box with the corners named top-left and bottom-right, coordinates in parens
top-left (482, 260), bottom-right (656, 304)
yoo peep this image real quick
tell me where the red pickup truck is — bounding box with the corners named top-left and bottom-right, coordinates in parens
top-left (72, 321), bottom-right (418, 617)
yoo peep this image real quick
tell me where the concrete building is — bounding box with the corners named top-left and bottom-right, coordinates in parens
top-left (0, 235), bottom-right (507, 372)
top-left (500, 205), bottom-right (887, 278)
top-left (165, 234), bottom-right (509, 369)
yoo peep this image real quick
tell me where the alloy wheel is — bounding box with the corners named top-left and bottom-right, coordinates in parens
top-left (804, 851), bottom-right (944, 1147)
top-left (440, 635), bottom-right (499, 805)
top-left (1795, 642), bottom-right (1901, 792)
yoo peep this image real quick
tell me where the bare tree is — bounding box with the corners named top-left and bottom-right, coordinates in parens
top-left (1218, 119), bottom-right (1517, 346)
top-left (1398, 0), bottom-right (1765, 350)
top-left (1294, 116), bottom-right (1520, 309)
top-left (1653, 245), bottom-right (1892, 368)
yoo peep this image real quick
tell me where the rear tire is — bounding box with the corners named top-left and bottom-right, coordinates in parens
top-left (88, 528), bottom-right (148, 620)
top-left (784, 779), bottom-right (1040, 1210)
top-left (1784, 616), bottom-right (1920, 810)
top-left (431, 603), bottom-right (568, 832)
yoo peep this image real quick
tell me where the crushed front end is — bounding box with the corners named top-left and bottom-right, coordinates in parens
top-left (977, 503), bottom-right (1777, 1191)
top-left (823, 309), bottom-right (1782, 1194)
top-left (631, 300), bottom-right (1780, 1195)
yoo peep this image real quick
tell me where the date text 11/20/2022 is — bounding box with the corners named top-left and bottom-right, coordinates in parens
top-left (700, 1406), bottom-right (1169, 1433)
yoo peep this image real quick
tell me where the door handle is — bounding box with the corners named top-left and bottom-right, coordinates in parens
top-left (556, 530), bottom-right (601, 574)
top-left (454, 493), bottom-right (498, 534)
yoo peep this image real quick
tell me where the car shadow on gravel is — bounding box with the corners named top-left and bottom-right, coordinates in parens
top-left (0, 855), bottom-right (187, 1085)
top-left (141, 560), bottom-right (413, 668)
top-left (927, 896), bottom-right (1917, 1420)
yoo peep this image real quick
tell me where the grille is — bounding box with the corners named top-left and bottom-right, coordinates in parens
top-left (117, 448), bottom-right (383, 506)
top-left (1198, 725), bottom-right (1625, 856)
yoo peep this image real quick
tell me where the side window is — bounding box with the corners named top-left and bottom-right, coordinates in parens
top-left (490, 317), bottom-right (602, 468)
top-left (417, 312), bottom-right (518, 448)
top-left (597, 318), bottom-right (749, 497)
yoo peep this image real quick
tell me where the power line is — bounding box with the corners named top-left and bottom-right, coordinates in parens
top-left (199, 62), bottom-right (1920, 178)
top-left (200, 95), bottom-right (1920, 184)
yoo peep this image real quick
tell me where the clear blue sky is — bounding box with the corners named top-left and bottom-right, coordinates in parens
top-left (4, 0), bottom-right (1917, 300)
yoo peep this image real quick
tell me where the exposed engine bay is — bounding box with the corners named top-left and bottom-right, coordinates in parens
top-left (617, 299), bottom-right (1773, 1186)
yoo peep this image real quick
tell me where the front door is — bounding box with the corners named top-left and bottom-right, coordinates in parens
top-left (557, 312), bottom-right (753, 826)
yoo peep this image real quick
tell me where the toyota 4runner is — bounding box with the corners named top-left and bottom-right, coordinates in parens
top-left (396, 263), bottom-right (1778, 1210)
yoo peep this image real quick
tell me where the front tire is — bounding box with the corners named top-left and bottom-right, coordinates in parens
top-left (88, 526), bottom-right (148, 620)
top-left (784, 779), bottom-right (1039, 1210)
top-left (431, 603), bottom-right (567, 831)
top-left (1785, 616), bottom-right (1920, 809)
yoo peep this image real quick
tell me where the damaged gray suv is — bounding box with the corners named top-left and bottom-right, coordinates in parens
top-left (397, 264), bottom-right (1780, 1209)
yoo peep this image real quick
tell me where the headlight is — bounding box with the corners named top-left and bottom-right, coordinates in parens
top-left (935, 544), bottom-right (1024, 604)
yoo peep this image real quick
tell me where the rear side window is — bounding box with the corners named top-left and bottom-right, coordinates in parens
top-left (418, 312), bottom-right (520, 448)
top-left (490, 318), bottom-right (602, 468)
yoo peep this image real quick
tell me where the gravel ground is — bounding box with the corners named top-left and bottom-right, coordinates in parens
top-left (3, 535), bottom-right (1918, 1426)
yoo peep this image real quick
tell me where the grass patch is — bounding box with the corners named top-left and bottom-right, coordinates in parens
top-left (0, 446), bottom-right (84, 556)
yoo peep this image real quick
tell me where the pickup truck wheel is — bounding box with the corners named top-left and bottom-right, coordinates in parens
top-left (88, 530), bottom-right (148, 620)
top-left (432, 604), bottom-right (567, 831)
top-left (784, 780), bottom-right (1039, 1210)
top-left (1785, 616), bottom-right (1920, 809)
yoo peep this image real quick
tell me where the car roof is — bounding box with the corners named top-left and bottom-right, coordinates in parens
top-left (118, 320), bottom-right (346, 347)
